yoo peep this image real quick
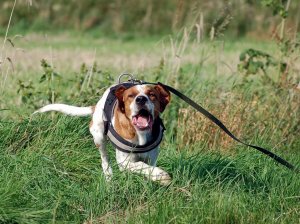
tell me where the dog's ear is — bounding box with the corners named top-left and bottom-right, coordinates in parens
top-left (155, 84), bottom-right (171, 112)
top-left (114, 85), bottom-right (127, 112)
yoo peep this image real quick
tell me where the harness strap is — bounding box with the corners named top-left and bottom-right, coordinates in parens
top-left (143, 81), bottom-right (298, 172)
top-left (107, 124), bottom-right (165, 153)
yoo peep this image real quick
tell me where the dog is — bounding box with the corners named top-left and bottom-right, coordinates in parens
top-left (34, 83), bottom-right (172, 185)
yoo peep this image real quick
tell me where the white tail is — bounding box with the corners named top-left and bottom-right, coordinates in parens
top-left (33, 104), bottom-right (93, 116)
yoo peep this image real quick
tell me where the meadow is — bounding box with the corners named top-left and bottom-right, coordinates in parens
top-left (0, 30), bottom-right (300, 223)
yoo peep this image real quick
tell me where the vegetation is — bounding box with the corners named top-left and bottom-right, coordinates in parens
top-left (0, 0), bottom-right (299, 223)
top-left (0, 0), bottom-right (300, 37)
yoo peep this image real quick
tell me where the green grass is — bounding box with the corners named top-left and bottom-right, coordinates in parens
top-left (1, 117), bottom-right (299, 223)
top-left (1, 33), bottom-right (299, 223)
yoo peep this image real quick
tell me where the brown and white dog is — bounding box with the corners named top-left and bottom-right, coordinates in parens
top-left (34, 84), bottom-right (171, 185)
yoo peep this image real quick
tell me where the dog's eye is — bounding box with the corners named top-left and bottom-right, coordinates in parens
top-left (149, 93), bottom-right (156, 99)
top-left (128, 94), bottom-right (134, 98)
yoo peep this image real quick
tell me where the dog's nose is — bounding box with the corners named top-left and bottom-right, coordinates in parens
top-left (135, 96), bottom-right (148, 105)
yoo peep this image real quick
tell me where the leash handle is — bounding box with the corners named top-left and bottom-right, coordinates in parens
top-left (155, 82), bottom-right (298, 172)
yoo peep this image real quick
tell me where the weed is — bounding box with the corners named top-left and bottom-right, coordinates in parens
top-left (238, 1), bottom-right (299, 89)
top-left (67, 62), bottom-right (114, 105)
top-left (40, 59), bottom-right (61, 103)
top-left (209, 2), bottom-right (233, 40)
top-left (17, 80), bottom-right (35, 105)
top-left (237, 48), bottom-right (284, 86)
top-left (16, 59), bottom-right (61, 109)
top-left (262, 0), bottom-right (289, 19)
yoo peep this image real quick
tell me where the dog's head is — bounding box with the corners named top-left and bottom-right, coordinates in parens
top-left (114, 84), bottom-right (170, 131)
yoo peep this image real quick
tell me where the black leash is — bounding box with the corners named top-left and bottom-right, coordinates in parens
top-left (133, 78), bottom-right (297, 172)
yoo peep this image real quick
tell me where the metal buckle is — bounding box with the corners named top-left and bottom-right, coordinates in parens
top-left (118, 73), bottom-right (144, 84)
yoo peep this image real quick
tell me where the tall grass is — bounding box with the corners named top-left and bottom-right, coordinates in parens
top-left (1, 0), bottom-right (300, 37)
top-left (1, 116), bottom-right (299, 223)
top-left (0, 0), bottom-right (16, 94)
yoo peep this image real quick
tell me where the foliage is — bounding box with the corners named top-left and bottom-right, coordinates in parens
top-left (0, 0), bottom-right (299, 36)
top-left (210, 2), bottom-right (233, 40)
top-left (237, 48), bottom-right (287, 86)
top-left (67, 62), bottom-right (114, 105)
top-left (16, 59), bottom-right (115, 110)
top-left (238, 48), bottom-right (278, 74)
top-left (17, 59), bottom-right (61, 109)
top-left (40, 59), bottom-right (61, 103)
top-left (237, 0), bottom-right (299, 89)
top-left (17, 80), bottom-right (35, 104)
top-left (261, 0), bottom-right (288, 18)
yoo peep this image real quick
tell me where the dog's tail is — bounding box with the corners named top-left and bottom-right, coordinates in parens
top-left (33, 104), bottom-right (94, 116)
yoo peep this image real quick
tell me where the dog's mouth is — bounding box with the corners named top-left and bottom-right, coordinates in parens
top-left (132, 109), bottom-right (153, 131)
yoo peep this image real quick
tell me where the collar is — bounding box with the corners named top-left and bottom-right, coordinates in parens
top-left (103, 82), bottom-right (165, 153)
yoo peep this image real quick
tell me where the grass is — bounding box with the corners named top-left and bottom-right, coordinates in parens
top-left (1, 117), bottom-right (299, 223)
top-left (0, 32), bottom-right (299, 223)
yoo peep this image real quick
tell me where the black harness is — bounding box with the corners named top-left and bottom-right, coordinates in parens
top-left (103, 82), bottom-right (165, 153)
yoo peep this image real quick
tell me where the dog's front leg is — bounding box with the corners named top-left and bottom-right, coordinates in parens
top-left (124, 161), bottom-right (171, 185)
top-left (95, 137), bottom-right (113, 181)
top-left (116, 151), bottom-right (171, 185)
top-left (90, 120), bottom-right (113, 181)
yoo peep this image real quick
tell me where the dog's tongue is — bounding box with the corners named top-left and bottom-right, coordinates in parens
top-left (133, 115), bottom-right (149, 128)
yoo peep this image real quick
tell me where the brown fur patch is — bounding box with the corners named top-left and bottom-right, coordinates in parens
top-left (113, 86), bottom-right (138, 140)
top-left (91, 105), bottom-right (96, 113)
top-left (154, 85), bottom-right (171, 112)
top-left (89, 106), bottom-right (96, 128)
top-left (113, 105), bottom-right (136, 140)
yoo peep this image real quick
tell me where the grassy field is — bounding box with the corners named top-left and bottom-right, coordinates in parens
top-left (0, 32), bottom-right (299, 223)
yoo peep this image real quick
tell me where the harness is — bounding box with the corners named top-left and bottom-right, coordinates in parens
top-left (103, 80), bottom-right (165, 153)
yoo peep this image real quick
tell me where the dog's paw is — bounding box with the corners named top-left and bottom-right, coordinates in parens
top-left (157, 174), bottom-right (172, 186)
top-left (104, 167), bottom-right (113, 182)
top-left (151, 168), bottom-right (172, 186)
top-left (104, 174), bottom-right (112, 182)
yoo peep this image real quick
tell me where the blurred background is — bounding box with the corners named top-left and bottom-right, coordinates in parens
top-left (0, 0), bottom-right (299, 39)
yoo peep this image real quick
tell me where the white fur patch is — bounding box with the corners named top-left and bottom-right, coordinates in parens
top-left (128, 85), bottom-right (155, 145)
top-left (33, 104), bottom-right (93, 116)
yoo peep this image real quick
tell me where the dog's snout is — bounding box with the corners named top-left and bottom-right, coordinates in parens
top-left (135, 96), bottom-right (147, 105)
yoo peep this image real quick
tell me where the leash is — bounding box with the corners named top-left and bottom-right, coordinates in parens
top-left (156, 82), bottom-right (298, 172)
top-left (119, 75), bottom-right (298, 172)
